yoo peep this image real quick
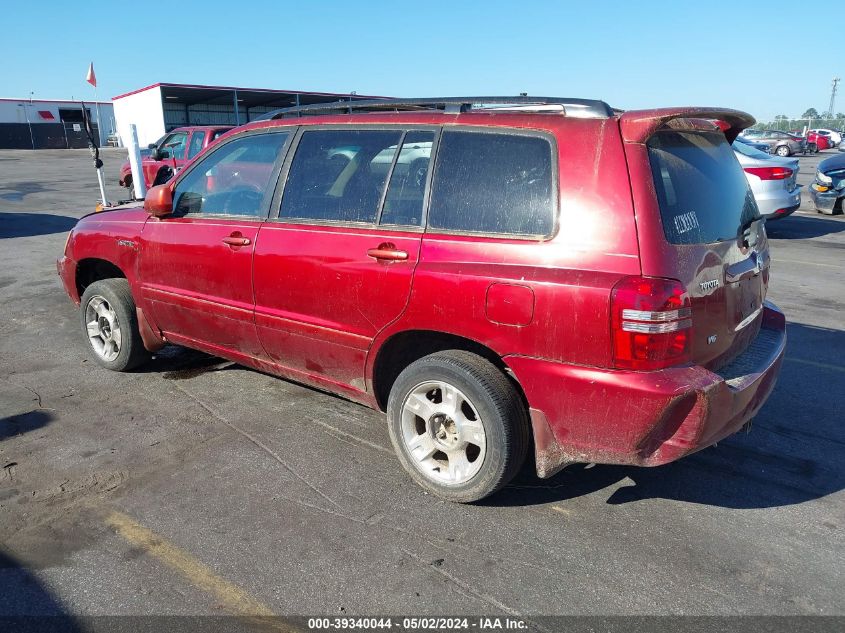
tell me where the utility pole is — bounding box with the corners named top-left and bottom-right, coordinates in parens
top-left (829, 77), bottom-right (840, 119)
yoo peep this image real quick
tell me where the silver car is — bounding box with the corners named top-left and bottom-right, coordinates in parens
top-left (734, 140), bottom-right (801, 219)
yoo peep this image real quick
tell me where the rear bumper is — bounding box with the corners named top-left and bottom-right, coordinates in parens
top-left (505, 302), bottom-right (786, 478)
top-left (756, 186), bottom-right (801, 219)
top-left (57, 255), bottom-right (80, 304)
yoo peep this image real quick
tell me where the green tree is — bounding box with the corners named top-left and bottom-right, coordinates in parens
top-left (802, 108), bottom-right (819, 118)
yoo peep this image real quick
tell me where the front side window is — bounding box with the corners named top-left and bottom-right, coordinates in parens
top-left (427, 131), bottom-right (555, 237)
top-left (280, 130), bottom-right (403, 224)
top-left (159, 132), bottom-right (188, 159)
top-left (187, 131), bottom-right (205, 159)
top-left (173, 132), bottom-right (289, 218)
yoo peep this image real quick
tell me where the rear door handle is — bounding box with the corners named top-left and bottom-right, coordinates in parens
top-left (367, 243), bottom-right (408, 262)
top-left (222, 234), bottom-right (251, 247)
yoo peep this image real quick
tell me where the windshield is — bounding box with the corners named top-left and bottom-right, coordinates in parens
top-left (733, 139), bottom-right (771, 160)
top-left (648, 131), bottom-right (760, 244)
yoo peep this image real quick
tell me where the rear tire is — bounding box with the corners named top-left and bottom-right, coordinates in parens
top-left (386, 350), bottom-right (529, 503)
top-left (80, 279), bottom-right (149, 372)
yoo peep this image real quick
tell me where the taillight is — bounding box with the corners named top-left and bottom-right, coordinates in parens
top-left (744, 166), bottom-right (793, 180)
top-left (611, 276), bottom-right (692, 370)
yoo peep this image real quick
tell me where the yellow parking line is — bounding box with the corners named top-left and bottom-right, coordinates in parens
top-left (785, 357), bottom-right (845, 373)
top-left (105, 510), bottom-right (295, 631)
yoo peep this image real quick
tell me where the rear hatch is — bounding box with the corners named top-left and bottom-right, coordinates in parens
top-left (622, 111), bottom-right (769, 370)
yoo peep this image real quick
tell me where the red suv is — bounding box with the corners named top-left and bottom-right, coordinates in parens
top-left (118, 125), bottom-right (233, 194)
top-left (58, 97), bottom-right (786, 502)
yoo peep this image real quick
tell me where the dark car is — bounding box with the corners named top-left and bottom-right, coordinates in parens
top-left (58, 97), bottom-right (785, 502)
top-left (810, 152), bottom-right (845, 214)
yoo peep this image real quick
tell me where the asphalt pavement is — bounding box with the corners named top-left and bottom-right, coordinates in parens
top-left (0, 147), bottom-right (843, 626)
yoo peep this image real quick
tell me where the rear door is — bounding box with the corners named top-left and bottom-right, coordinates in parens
top-left (631, 125), bottom-right (769, 369)
top-left (252, 127), bottom-right (435, 387)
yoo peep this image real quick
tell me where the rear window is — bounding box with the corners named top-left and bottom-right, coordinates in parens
top-left (647, 131), bottom-right (760, 244)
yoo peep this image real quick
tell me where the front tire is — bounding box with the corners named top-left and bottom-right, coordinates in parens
top-left (776, 145), bottom-right (791, 157)
top-left (386, 350), bottom-right (529, 503)
top-left (80, 279), bottom-right (149, 372)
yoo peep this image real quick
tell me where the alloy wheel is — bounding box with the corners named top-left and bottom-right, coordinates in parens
top-left (400, 381), bottom-right (487, 485)
top-left (84, 295), bottom-right (122, 362)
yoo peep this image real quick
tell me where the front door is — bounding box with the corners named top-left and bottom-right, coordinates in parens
top-left (253, 128), bottom-right (435, 388)
top-left (138, 129), bottom-right (291, 358)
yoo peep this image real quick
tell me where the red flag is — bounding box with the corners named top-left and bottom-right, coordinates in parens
top-left (86, 62), bottom-right (97, 88)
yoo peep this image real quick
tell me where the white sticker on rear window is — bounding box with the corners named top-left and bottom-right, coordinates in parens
top-left (673, 211), bottom-right (700, 234)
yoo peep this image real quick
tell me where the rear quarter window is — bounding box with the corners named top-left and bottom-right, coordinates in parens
top-left (427, 130), bottom-right (555, 237)
top-left (647, 131), bottom-right (760, 245)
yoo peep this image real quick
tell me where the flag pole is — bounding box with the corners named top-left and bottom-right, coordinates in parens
top-left (93, 85), bottom-right (105, 146)
top-left (85, 63), bottom-right (109, 207)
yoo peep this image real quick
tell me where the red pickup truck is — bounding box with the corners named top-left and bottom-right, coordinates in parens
top-left (119, 125), bottom-right (232, 195)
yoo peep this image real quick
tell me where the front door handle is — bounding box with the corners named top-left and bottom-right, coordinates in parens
top-left (367, 243), bottom-right (408, 262)
top-left (222, 233), bottom-right (251, 247)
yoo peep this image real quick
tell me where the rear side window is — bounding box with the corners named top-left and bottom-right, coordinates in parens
top-left (280, 130), bottom-right (403, 224)
top-left (647, 131), bottom-right (760, 244)
top-left (427, 131), bottom-right (554, 237)
top-left (380, 131), bottom-right (434, 227)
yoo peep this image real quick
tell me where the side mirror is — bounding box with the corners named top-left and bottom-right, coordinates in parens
top-left (149, 147), bottom-right (163, 161)
top-left (147, 143), bottom-right (157, 149)
top-left (145, 184), bottom-right (173, 217)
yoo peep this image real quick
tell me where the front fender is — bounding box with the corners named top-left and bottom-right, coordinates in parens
top-left (63, 206), bottom-right (150, 301)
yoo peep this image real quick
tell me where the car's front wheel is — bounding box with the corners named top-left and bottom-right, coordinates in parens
top-left (776, 145), bottom-right (791, 157)
top-left (80, 279), bottom-right (149, 372)
top-left (386, 350), bottom-right (529, 503)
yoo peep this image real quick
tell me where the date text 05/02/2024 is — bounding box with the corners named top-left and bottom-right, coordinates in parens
top-left (306, 616), bottom-right (529, 630)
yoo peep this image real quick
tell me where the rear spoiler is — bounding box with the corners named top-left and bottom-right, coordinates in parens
top-left (619, 107), bottom-right (755, 144)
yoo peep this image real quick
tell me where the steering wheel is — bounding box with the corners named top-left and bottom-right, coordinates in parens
top-left (220, 185), bottom-right (264, 215)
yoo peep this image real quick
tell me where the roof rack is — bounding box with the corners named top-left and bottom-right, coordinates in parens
top-left (258, 96), bottom-right (616, 120)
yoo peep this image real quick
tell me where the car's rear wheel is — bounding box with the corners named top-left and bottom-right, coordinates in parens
top-left (80, 279), bottom-right (149, 372)
top-left (386, 350), bottom-right (529, 503)
top-left (776, 145), bottom-right (791, 157)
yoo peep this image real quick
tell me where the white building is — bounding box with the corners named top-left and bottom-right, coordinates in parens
top-left (0, 97), bottom-right (114, 149)
top-left (112, 82), bottom-right (381, 148)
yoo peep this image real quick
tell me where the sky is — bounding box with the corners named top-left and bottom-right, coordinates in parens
top-left (1, 0), bottom-right (841, 122)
